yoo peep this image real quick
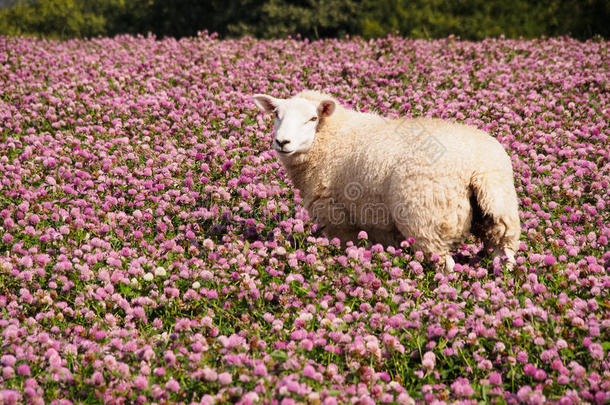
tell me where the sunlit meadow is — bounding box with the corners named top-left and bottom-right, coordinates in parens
top-left (0, 33), bottom-right (608, 404)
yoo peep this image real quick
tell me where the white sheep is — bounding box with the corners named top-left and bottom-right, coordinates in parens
top-left (253, 90), bottom-right (521, 271)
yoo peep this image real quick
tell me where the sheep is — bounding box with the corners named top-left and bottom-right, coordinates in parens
top-left (252, 90), bottom-right (521, 271)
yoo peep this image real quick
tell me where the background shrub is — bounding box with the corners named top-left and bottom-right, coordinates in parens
top-left (0, 0), bottom-right (608, 39)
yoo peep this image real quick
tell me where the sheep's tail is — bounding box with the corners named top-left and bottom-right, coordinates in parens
top-left (469, 168), bottom-right (520, 252)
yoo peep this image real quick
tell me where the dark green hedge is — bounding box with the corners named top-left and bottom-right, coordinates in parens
top-left (0, 0), bottom-right (608, 40)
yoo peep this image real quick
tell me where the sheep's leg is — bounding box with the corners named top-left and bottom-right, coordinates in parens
top-left (321, 224), bottom-right (360, 247)
top-left (504, 248), bottom-right (516, 270)
top-left (389, 197), bottom-right (458, 273)
top-left (491, 246), bottom-right (516, 270)
top-left (470, 171), bottom-right (521, 270)
top-left (443, 254), bottom-right (455, 273)
top-left (423, 251), bottom-right (454, 274)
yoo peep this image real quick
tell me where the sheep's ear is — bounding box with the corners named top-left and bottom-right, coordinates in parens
top-left (317, 100), bottom-right (335, 118)
top-left (253, 94), bottom-right (279, 114)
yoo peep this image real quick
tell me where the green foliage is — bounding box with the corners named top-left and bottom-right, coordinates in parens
top-left (233, 0), bottom-right (361, 39)
top-left (0, 0), bottom-right (608, 39)
top-left (0, 0), bottom-right (103, 38)
top-left (0, 0), bottom-right (150, 38)
top-left (360, 0), bottom-right (610, 40)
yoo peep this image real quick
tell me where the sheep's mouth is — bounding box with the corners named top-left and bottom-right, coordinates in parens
top-left (275, 149), bottom-right (295, 156)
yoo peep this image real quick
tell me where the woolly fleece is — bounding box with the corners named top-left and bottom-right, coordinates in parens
top-left (266, 90), bottom-right (520, 270)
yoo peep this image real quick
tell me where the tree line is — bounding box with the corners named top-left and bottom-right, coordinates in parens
top-left (0, 0), bottom-right (608, 40)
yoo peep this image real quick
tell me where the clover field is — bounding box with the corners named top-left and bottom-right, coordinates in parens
top-left (0, 34), bottom-right (608, 404)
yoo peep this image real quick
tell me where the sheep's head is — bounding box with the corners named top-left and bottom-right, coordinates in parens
top-left (253, 94), bottom-right (335, 157)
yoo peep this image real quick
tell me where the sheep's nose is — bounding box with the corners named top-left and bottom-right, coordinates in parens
top-left (276, 139), bottom-right (290, 148)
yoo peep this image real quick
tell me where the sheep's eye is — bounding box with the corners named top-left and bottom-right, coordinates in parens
top-left (309, 116), bottom-right (317, 122)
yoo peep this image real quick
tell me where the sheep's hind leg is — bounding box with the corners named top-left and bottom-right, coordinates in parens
top-left (480, 214), bottom-right (519, 271)
top-left (491, 246), bottom-right (516, 270)
top-left (470, 173), bottom-right (521, 271)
